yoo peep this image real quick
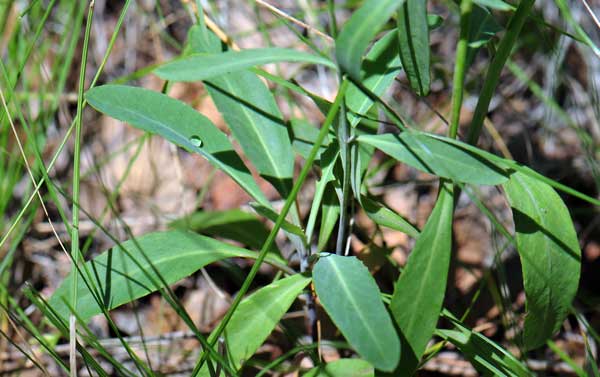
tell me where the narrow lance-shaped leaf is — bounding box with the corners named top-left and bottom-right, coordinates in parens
top-left (313, 254), bottom-right (400, 372)
top-left (85, 85), bottom-right (267, 204)
top-left (397, 0), bottom-right (431, 96)
top-left (346, 30), bottom-right (402, 127)
top-left (357, 132), bottom-right (509, 185)
top-left (437, 311), bottom-right (532, 376)
top-left (335, 0), bottom-right (406, 80)
top-left (317, 184), bottom-right (340, 251)
top-left (186, 25), bottom-right (295, 197)
top-left (198, 274), bottom-right (311, 375)
top-left (503, 171), bottom-right (581, 350)
top-left (49, 231), bottom-right (286, 322)
top-left (360, 195), bottom-right (419, 239)
top-left (304, 359), bottom-right (374, 377)
top-left (154, 48), bottom-right (336, 82)
top-left (390, 182), bottom-right (454, 375)
top-left (169, 209), bottom-right (281, 256)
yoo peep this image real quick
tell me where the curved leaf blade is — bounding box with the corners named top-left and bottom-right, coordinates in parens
top-left (390, 183), bottom-right (454, 374)
top-left (304, 359), bottom-right (374, 377)
top-left (199, 274), bottom-right (311, 375)
top-left (313, 254), bottom-right (400, 371)
top-left (155, 48), bottom-right (336, 82)
top-left (335, 0), bottom-right (405, 80)
top-left (346, 30), bottom-right (402, 127)
top-left (438, 311), bottom-right (531, 376)
top-left (85, 85), bottom-right (267, 204)
top-left (360, 195), bottom-right (419, 239)
top-left (357, 132), bottom-right (509, 185)
top-left (49, 231), bottom-right (283, 322)
top-left (185, 25), bottom-right (295, 197)
top-left (503, 172), bottom-right (581, 350)
top-left (397, 0), bottom-right (431, 96)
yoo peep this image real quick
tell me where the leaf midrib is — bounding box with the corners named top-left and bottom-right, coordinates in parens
top-left (326, 260), bottom-right (389, 362)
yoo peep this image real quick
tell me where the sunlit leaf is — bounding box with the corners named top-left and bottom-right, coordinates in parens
top-left (86, 85), bottom-right (267, 204)
top-left (313, 254), bottom-right (400, 371)
top-left (357, 132), bottom-right (509, 185)
top-left (187, 25), bottom-right (295, 197)
top-left (155, 48), bottom-right (336, 82)
top-left (304, 359), bottom-right (374, 377)
top-left (503, 171), bottom-right (581, 350)
top-left (198, 274), bottom-right (311, 375)
top-left (390, 183), bottom-right (454, 374)
top-left (169, 209), bottom-right (281, 255)
top-left (49, 231), bottom-right (284, 322)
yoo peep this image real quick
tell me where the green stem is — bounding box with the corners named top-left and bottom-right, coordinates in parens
top-left (192, 79), bottom-right (350, 375)
top-left (466, 0), bottom-right (536, 144)
top-left (448, 0), bottom-right (473, 139)
top-left (70, 2), bottom-right (94, 375)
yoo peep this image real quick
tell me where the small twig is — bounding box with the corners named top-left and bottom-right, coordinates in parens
top-left (254, 0), bottom-right (334, 42)
top-left (581, 0), bottom-right (600, 31)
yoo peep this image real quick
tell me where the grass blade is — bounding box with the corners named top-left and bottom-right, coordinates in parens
top-left (313, 254), bottom-right (400, 372)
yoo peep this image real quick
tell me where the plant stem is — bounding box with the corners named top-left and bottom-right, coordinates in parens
top-left (449, 0), bottom-right (473, 139)
top-left (70, 2), bottom-right (94, 375)
top-left (336, 101), bottom-right (351, 255)
top-left (192, 79), bottom-right (350, 376)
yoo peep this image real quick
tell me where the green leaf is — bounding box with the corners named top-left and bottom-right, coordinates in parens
top-left (503, 171), bottom-right (581, 350)
top-left (198, 274), bottom-right (311, 375)
top-left (85, 85), bottom-right (267, 204)
top-left (474, 0), bottom-right (514, 11)
top-left (468, 5), bottom-right (502, 54)
top-left (390, 183), bottom-right (454, 374)
top-left (154, 48), bottom-right (336, 82)
top-left (249, 202), bottom-right (306, 240)
top-left (313, 254), bottom-right (400, 371)
top-left (427, 14), bottom-right (444, 30)
top-left (49, 231), bottom-right (284, 322)
top-left (187, 27), bottom-right (295, 197)
top-left (360, 195), bottom-right (420, 239)
top-left (346, 30), bottom-right (402, 127)
top-left (317, 184), bottom-right (340, 251)
top-left (169, 209), bottom-right (280, 255)
top-left (397, 0), bottom-right (431, 96)
top-left (335, 0), bottom-right (405, 80)
top-left (357, 132), bottom-right (509, 185)
top-left (304, 359), bottom-right (374, 377)
top-left (437, 311), bottom-right (532, 376)
top-left (290, 118), bottom-right (331, 161)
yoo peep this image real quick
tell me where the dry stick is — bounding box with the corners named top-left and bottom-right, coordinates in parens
top-left (192, 79), bottom-right (350, 376)
top-left (69, 2), bottom-right (94, 376)
top-left (254, 0), bottom-right (334, 42)
top-left (581, 0), bottom-right (600, 31)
